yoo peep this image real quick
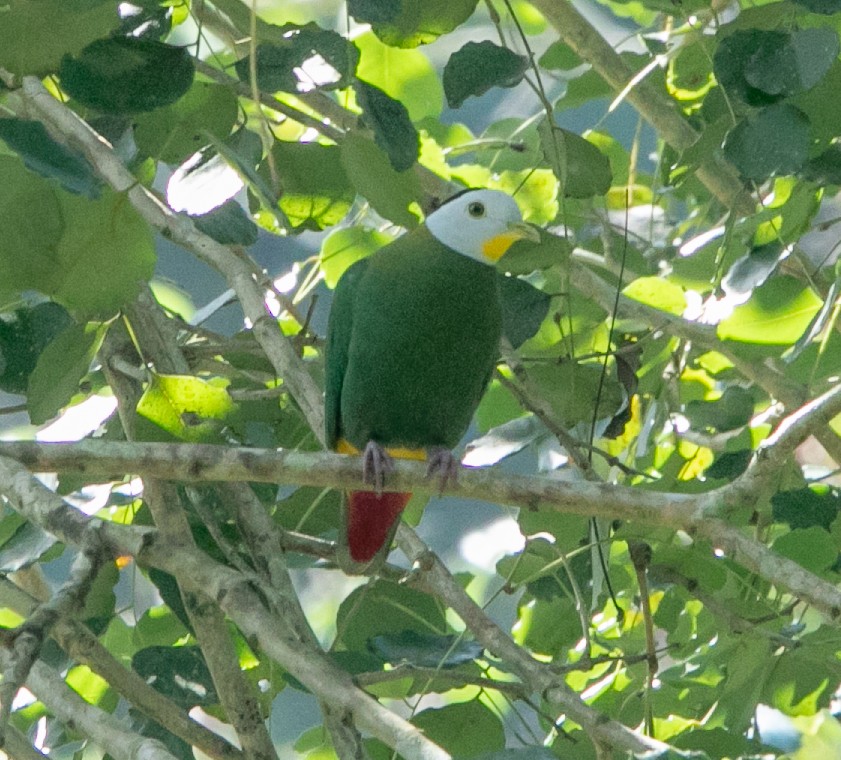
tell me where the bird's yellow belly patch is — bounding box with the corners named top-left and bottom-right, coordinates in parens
top-left (336, 438), bottom-right (427, 461)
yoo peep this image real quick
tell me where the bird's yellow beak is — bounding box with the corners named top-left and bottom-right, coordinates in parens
top-left (482, 221), bottom-right (542, 262)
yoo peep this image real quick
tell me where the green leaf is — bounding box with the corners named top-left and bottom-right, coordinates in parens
top-left (772, 486), bottom-right (841, 531)
top-left (526, 362), bottom-right (625, 430)
top-left (136, 373), bottom-right (235, 442)
top-left (340, 133), bottom-right (424, 228)
top-left (192, 200), bottom-right (259, 246)
top-left (773, 526), bottom-right (837, 573)
top-left (538, 119), bottom-right (612, 198)
top-left (413, 700), bottom-right (505, 757)
top-left (718, 276), bottom-right (822, 344)
top-left (497, 274), bottom-right (551, 349)
top-left (27, 321), bottom-right (106, 424)
top-left (335, 580), bottom-right (447, 653)
top-left (355, 31), bottom-right (443, 121)
top-left (743, 28), bottom-right (839, 98)
top-left (320, 227), bottom-right (393, 288)
top-left (0, 157), bottom-right (156, 318)
top-left (133, 81), bottom-right (238, 165)
top-left (0, 0), bottom-right (121, 76)
top-left (792, 0), bottom-right (841, 14)
top-left (368, 631), bottom-right (483, 667)
top-left (802, 144), bottom-right (841, 185)
top-left (713, 30), bottom-right (785, 107)
top-left (271, 141), bottom-right (355, 231)
top-left (132, 646), bottom-right (217, 708)
top-left (538, 42), bottom-right (582, 71)
top-left (623, 276), bottom-right (687, 316)
top-left (60, 37), bottom-right (195, 114)
top-left (0, 522), bottom-right (58, 572)
top-left (233, 23), bottom-right (358, 92)
top-left (272, 487), bottom-right (340, 535)
top-left (723, 104), bottom-right (810, 181)
top-left (705, 450), bottom-right (752, 480)
top-left (356, 80), bottom-right (419, 172)
top-left (498, 228), bottom-right (570, 274)
top-left (463, 415), bottom-right (542, 467)
top-left (146, 570), bottom-right (193, 636)
top-left (684, 386), bottom-right (754, 433)
top-left (474, 750), bottom-right (556, 760)
top-left (0, 118), bottom-right (102, 198)
top-left (0, 302), bottom-right (74, 395)
top-left (348, 0), bottom-right (479, 48)
top-left (444, 41), bottom-right (529, 109)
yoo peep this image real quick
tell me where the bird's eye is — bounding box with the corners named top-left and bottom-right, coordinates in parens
top-left (468, 201), bottom-right (486, 218)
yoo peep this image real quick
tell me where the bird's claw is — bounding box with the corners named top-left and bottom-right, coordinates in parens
top-left (425, 447), bottom-right (459, 495)
top-left (362, 441), bottom-right (393, 496)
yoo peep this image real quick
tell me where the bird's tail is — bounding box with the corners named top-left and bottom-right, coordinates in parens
top-left (345, 490), bottom-right (412, 564)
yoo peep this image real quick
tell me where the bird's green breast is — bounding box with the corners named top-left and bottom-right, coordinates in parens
top-left (336, 226), bottom-right (502, 450)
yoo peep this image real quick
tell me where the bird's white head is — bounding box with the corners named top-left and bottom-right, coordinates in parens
top-left (425, 188), bottom-right (540, 265)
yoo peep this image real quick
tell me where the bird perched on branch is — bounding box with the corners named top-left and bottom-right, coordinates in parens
top-left (325, 188), bottom-right (539, 570)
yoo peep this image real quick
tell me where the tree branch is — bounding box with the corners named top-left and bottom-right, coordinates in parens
top-left (0, 456), bottom-right (450, 760)
top-left (13, 75), bottom-right (326, 443)
top-left (529, 0), bottom-right (754, 215)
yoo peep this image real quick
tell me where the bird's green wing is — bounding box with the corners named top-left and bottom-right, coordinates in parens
top-left (324, 258), bottom-right (369, 449)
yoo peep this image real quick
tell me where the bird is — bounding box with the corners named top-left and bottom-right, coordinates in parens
top-left (324, 188), bottom-right (540, 570)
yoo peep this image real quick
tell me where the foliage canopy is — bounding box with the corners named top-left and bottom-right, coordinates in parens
top-left (2, 0), bottom-right (841, 759)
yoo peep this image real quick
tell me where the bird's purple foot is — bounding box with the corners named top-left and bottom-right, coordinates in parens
top-left (426, 447), bottom-right (459, 494)
top-left (362, 441), bottom-right (393, 495)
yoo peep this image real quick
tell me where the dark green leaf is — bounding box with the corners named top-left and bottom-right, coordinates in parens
top-left (722, 243), bottom-right (782, 300)
top-left (413, 701), bottom-right (504, 757)
top-left (684, 386), bottom-right (754, 433)
top-left (336, 580), bottom-right (447, 653)
top-left (349, 0), bottom-right (479, 48)
top-left (443, 41), bottom-right (528, 109)
top-left (148, 569), bottom-right (194, 634)
top-left (272, 486), bottom-right (340, 535)
top-left (356, 80), bottom-right (419, 172)
top-left (0, 522), bottom-right (58, 572)
top-left (744, 28), bottom-right (839, 98)
top-left (0, 302), bottom-right (74, 395)
top-left (60, 37), bottom-right (195, 114)
top-left (772, 486), bottom-right (841, 531)
top-left (133, 81), bottom-right (238, 165)
top-left (0, 119), bottom-right (101, 198)
top-left (497, 274), bottom-right (551, 349)
top-left (234, 24), bottom-right (358, 92)
top-left (802, 144), bottom-right (841, 184)
top-left (132, 646), bottom-right (217, 708)
top-left (0, 0), bottom-right (120, 76)
top-left (705, 450), bottom-right (752, 480)
top-left (340, 133), bottom-right (424, 228)
top-left (723, 104), bottom-right (810, 181)
top-left (538, 118), bottom-right (612, 198)
top-left (792, 0), bottom-right (841, 13)
top-left (369, 631), bottom-right (483, 668)
top-left (271, 142), bottom-right (355, 230)
top-left (713, 30), bottom-right (784, 106)
top-left (192, 200), bottom-right (259, 246)
top-left (28, 322), bottom-right (106, 424)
